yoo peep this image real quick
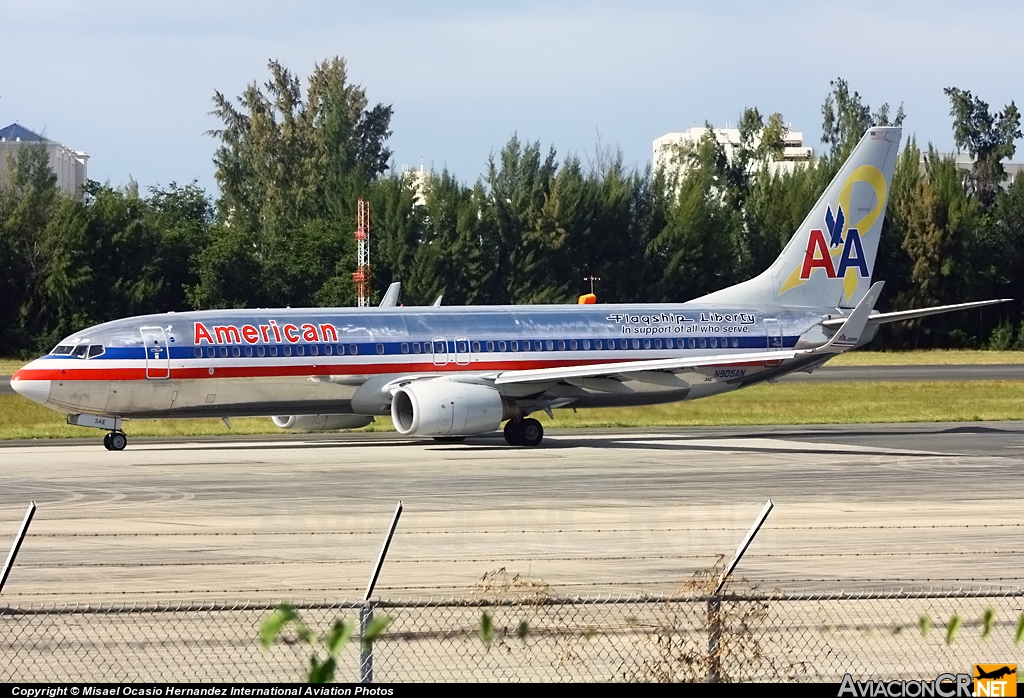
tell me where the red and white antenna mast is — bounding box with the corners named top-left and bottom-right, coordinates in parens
top-left (353, 199), bottom-right (370, 307)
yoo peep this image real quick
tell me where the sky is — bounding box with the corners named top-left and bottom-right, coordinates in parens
top-left (2, 0), bottom-right (1021, 194)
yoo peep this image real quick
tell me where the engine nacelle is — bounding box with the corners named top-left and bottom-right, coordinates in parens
top-left (271, 414), bottom-right (375, 431)
top-left (391, 380), bottom-right (513, 436)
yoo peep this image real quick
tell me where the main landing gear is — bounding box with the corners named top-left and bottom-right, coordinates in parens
top-left (503, 418), bottom-right (544, 447)
top-left (103, 432), bottom-right (128, 451)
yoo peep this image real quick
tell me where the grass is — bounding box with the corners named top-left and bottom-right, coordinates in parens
top-left (0, 359), bottom-right (27, 374)
top-left (828, 350), bottom-right (1024, 365)
top-left (2, 381), bottom-right (1021, 441)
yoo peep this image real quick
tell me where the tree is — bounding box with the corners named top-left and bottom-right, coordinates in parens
top-left (821, 78), bottom-right (904, 164)
top-left (200, 57), bottom-right (393, 309)
top-left (943, 87), bottom-right (1022, 207)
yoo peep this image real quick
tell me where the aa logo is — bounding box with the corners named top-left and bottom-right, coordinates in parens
top-left (799, 204), bottom-right (870, 281)
top-left (974, 664), bottom-right (1017, 697)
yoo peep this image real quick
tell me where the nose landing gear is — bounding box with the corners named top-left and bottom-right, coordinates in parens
top-left (103, 432), bottom-right (128, 451)
top-left (503, 418), bottom-right (544, 447)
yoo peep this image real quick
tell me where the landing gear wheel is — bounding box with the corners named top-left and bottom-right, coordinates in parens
top-left (108, 432), bottom-right (127, 451)
top-left (103, 433), bottom-right (113, 450)
top-left (520, 418), bottom-right (543, 447)
top-left (503, 420), bottom-right (523, 446)
top-left (432, 436), bottom-right (466, 444)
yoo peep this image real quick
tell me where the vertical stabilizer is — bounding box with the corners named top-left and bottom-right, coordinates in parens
top-left (697, 127), bottom-right (901, 308)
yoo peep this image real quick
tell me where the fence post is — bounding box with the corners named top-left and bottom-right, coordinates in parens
top-left (359, 603), bottom-right (373, 683)
top-left (707, 499), bottom-right (773, 683)
top-left (0, 502), bottom-right (36, 596)
top-left (360, 501), bottom-right (403, 683)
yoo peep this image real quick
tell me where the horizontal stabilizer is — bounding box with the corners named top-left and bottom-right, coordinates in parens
top-left (822, 298), bottom-right (1012, 328)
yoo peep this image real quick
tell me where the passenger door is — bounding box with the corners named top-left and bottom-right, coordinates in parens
top-left (140, 326), bottom-right (170, 379)
top-left (763, 318), bottom-right (783, 367)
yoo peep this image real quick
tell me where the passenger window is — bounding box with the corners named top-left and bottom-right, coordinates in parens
top-left (257, 346), bottom-right (266, 357)
top-left (643, 339), bottom-right (651, 349)
top-left (594, 339), bottom-right (602, 350)
top-left (245, 346), bottom-right (253, 357)
top-left (557, 340), bottom-right (565, 351)
top-left (486, 341), bottom-right (494, 352)
top-left (412, 342), bottom-right (421, 354)
top-left (545, 340), bottom-right (553, 351)
top-left (310, 345), bottom-right (318, 356)
top-left (570, 340), bottom-right (577, 350)
top-left (270, 346), bottom-right (278, 357)
top-left (377, 344), bottom-right (385, 355)
top-left (619, 339), bottom-right (628, 349)
top-left (654, 339), bottom-right (662, 349)
top-left (232, 347), bottom-right (241, 357)
top-left (323, 345), bottom-right (332, 356)
top-left (631, 339), bottom-right (640, 350)
top-left (283, 346), bottom-right (292, 357)
top-left (510, 341), bottom-right (518, 351)
top-left (336, 345), bottom-right (344, 355)
top-left (401, 343), bottom-right (409, 354)
top-left (665, 339), bottom-right (674, 349)
top-left (220, 347), bottom-right (228, 358)
top-left (688, 338), bottom-right (696, 349)
top-left (207, 347), bottom-right (216, 358)
top-left (194, 347), bottom-right (202, 358)
top-left (296, 346), bottom-right (304, 357)
top-left (471, 341), bottom-right (480, 352)
top-left (434, 341), bottom-right (445, 353)
top-left (583, 340), bottom-right (591, 350)
top-left (521, 341), bottom-right (530, 352)
top-left (710, 338), bottom-right (718, 348)
top-left (498, 341), bottom-right (506, 352)
top-left (731, 338), bottom-right (739, 348)
top-left (350, 345), bottom-right (358, 355)
top-left (699, 338), bottom-right (706, 349)
top-left (458, 341), bottom-right (469, 353)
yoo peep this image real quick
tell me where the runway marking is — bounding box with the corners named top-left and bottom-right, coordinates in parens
top-left (615, 437), bottom-right (935, 455)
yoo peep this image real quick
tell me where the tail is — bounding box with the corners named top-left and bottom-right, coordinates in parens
top-left (697, 126), bottom-right (902, 308)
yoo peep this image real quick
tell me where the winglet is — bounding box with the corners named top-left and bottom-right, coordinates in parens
top-left (814, 281), bottom-right (884, 354)
top-left (379, 282), bottom-right (402, 307)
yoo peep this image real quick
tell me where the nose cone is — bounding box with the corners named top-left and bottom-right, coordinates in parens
top-left (11, 372), bottom-right (51, 406)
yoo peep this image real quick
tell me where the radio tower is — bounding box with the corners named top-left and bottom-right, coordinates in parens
top-left (353, 199), bottom-right (370, 307)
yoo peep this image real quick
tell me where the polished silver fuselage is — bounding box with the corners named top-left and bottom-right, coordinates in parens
top-left (13, 303), bottom-right (850, 420)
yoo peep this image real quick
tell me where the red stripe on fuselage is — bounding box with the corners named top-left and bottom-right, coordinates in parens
top-left (13, 357), bottom-right (772, 383)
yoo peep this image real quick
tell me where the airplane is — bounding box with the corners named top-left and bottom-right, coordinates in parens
top-left (9, 126), bottom-right (1010, 451)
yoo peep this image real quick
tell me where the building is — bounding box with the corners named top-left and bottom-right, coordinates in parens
top-left (653, 125), bottom-right (812, 179)
top-left (0, 123), bottom-right (89, 195)
top-left (928, 151), bottom-right (1021, 188)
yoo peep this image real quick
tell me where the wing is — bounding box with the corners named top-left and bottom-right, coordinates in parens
top-left (494, 281), bottom-right (884, 386)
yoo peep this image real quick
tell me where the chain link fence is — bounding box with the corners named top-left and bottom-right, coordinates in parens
top-left (2, 589), bottom-right (1022, 682)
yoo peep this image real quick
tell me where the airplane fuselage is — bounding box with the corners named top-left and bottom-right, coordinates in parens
top-left (12, 302), bottom-right (850, 421)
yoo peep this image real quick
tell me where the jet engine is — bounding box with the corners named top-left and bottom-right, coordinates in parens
top-left (391, 380), bottom-right (515, 436)
top-left (271, 414), bottom-right (375, 431)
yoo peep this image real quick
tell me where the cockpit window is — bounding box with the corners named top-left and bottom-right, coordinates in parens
top-left (72, 345), bottom-right (89, 358)
top-left (88, 345), bottom-right (105, 358)
top-left (52, 345), bottom-right (75, 355)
